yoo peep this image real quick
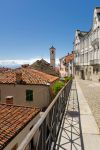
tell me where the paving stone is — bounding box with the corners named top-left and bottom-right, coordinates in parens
top-left (79, 103), bottom-right (92, 115)
top-left (56, 81), bottom-right (83, 150)
top-left (76, 79), bottom-right (100, 130)
top-left (83, 134), bottom-right (100, 150)
top-left (81, 114), bottom-right (99, 134)
top-left (56, 80), bottom-right (100, 150)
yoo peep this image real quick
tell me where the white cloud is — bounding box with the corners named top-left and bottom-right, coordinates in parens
top-left (0, 58), bottom-right (60, 68)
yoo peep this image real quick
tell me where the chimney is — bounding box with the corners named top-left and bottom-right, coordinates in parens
top-left (16, 72), bottom-right (22, 84)
top-left (68, 53), bottom-right (69, 55)
top-left (6, 96), bottom-right (13, 105)
top-left (21, 64), bottom-right (29, 68)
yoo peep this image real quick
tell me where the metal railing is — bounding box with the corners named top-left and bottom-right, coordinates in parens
top-left (17, 80), bottom-right (72, 150)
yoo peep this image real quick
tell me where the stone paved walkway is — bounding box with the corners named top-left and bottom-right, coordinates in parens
top-left (55, 80), bottom-right (100, 150)
top-left (76, 78), bottom-right (100, 130)
top-left (55, 81), bottom-right (84, 150)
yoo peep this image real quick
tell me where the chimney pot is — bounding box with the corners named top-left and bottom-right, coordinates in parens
top-left (6, 96), bottom-right (13, 105)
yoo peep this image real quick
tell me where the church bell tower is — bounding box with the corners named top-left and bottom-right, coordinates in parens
top-left (50, 46), bottom-right (56, 68)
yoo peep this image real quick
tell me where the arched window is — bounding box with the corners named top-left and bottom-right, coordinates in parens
top-left (51, 50), bottom-right (54, 54)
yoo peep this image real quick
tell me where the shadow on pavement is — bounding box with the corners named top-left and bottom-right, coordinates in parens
top-left (55, 81), bottom-right (84, 150)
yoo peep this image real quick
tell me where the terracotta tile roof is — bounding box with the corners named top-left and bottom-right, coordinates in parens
top-left (66, 53), bottom-right (74, 64)
top-left (30, 59), bottom-right (59, 76)
top-left (0, 68), bottom-right (59, 85)
top-left (0, 68), bottom-right (11, 73)
top-left (0, 104), bottom-right (40, 150)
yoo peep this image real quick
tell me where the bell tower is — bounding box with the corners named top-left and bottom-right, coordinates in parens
top-left (50, 46), bottom-right (56, 68)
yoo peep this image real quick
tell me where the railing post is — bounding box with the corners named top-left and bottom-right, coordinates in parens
top-left (41, 119), bottom-right (46, 150)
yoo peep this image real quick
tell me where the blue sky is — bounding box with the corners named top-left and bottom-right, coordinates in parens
top-left (0, 0), bottom-right (100, 66)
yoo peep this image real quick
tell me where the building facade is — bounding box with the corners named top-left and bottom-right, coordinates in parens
top-left (74, 7), bottom-right (100, 81)
top-left (59, 56), bottom-right (67, 77)
top-left (30, 59), bottom-right (59, 76)
top-left (59, 52), bottom-right (74, 77)
top-left (65, 52), bottom-right (74, 77)
top-left (0, 68), bottom-right (58, 109)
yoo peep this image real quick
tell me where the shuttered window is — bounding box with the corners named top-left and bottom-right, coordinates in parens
top-left (26, 90), bottom-right (33, 101)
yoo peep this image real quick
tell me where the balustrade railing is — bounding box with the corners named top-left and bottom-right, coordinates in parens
top-left (90, 59), bottom-right (100, 65)
top-left (17, 80), bottom-right (72, 150)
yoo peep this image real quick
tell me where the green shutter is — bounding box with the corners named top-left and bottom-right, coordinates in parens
top-left (26, 90), bottom-right (33, 101)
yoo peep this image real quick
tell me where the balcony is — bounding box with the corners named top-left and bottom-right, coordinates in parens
top-left (90, 59), bottom-right (100, 65)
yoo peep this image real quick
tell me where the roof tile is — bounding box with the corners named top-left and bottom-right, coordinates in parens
top-left (0, 68), bottom-right (59, 85)
top-left (66, 53), bottom-right (74, 63)
top-left (0, 104), bottom-right (40, 149)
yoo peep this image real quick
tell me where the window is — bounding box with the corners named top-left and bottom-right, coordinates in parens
top-left (93, 17), bottom-right (97, 26)
top-left (51, 50), bottom-right (54, 54)
top-left (26, 90), bottom-right (33, 101)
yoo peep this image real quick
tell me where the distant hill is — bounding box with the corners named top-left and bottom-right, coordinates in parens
top-left (29, 59), bottom-right (59, 76)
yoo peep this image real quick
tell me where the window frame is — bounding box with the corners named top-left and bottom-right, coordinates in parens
top-left (26, 89), bottom-right (33, 101)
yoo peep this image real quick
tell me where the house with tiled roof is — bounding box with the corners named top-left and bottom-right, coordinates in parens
top-left (59, 52), bottom-right (74, 77)
top-left (0, 103), bottom-right (40, 150)
top-left (0, 68), bottom-right (59, 109)
top-left (30, 59), bottom-right (59, 76)
top-left (59, 56), bottom-right (68, 77)
top-left (65, 52), bottom-right (74, 76)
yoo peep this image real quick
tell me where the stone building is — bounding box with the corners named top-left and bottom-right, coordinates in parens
top-left (59, 52), bottom-right (74, 77)
top-left (59, 56), bottom-right (67, 77)
top-left (50, 46), bottom-right (56, 68)
top-left (74, 7), bottom-right (100, 81)
top-left (65, 52), bottom-right (74, 77)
